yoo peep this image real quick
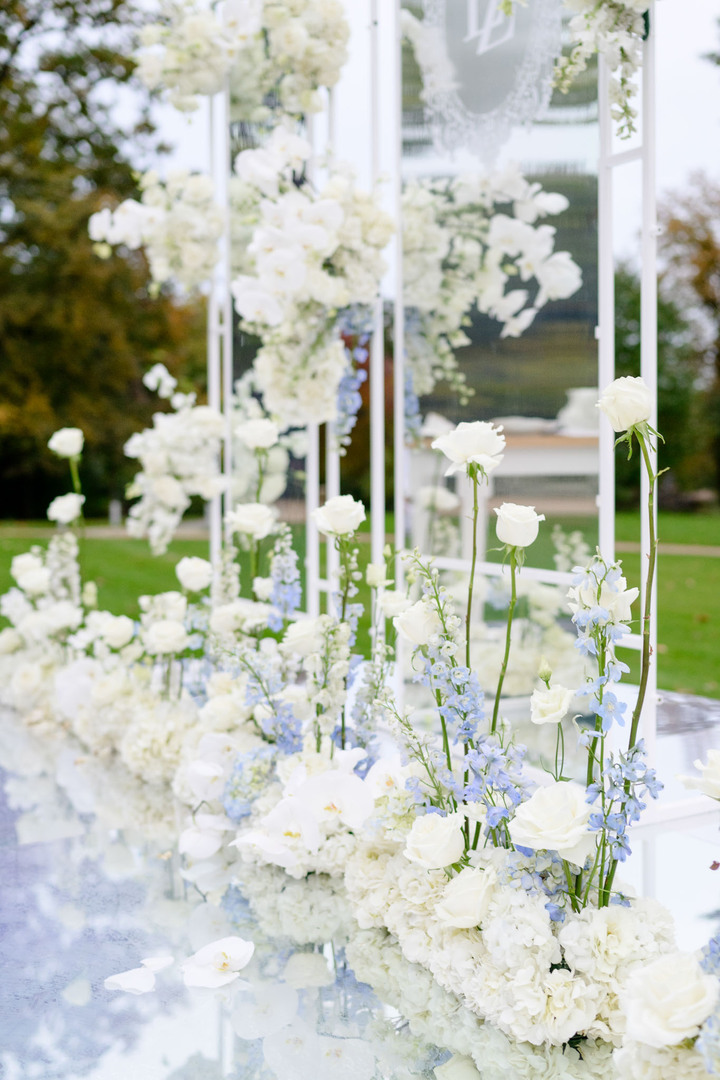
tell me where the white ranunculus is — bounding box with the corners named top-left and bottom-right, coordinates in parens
top-left (101, 614), bottom-right (135, 649)
top-left (431, 420), bottom-right (505, 477)
top-left (379, 590), bottom-right (411, 618)
top-left (176, 556), bottom-right (213, 592)
top-left (508, 781), bottom-right (596, 867)
top-left (393, 599), bottom-right (442, 646)
top-left (144, 619), bottom-right (189, 655)
top-left (236, 418), bottom-right (279, 450)
top-left (679, 749), bottom-right (720, 800)
top-left (435, 1056), bottom-right (482, 1080)
top-left (181, 936), bottom-right (254, 989)
top-left (404, 811), bottom-right (466, 870)
top-left (47, 493), bottom-right (85, 525)
top-left (598, 376), bottom-right (653, 432)
top-left (312, 494), bottom-right (366, 536)
top-left (530, 684), bottom-right (574, 725)
top-left (435, 866), bottom-right (497, 929)
top-left (226, 502), bottom-right (277, 540)
top-left (624, 952), bottom-right (719, 1048)
top-left (494, 502), bottom-right (545, 548)
top-left (48, 427), bottom-right (84, 458)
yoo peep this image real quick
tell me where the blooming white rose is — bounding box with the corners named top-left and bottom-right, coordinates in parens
top-left (236, 418), bottom-right (279, 450)
top-left (48, 427), bottom-right (84, 458)
top-left (313, 494), bottom-right (366, 536)
top-left (624, 952), bottom-right (719, 1048)
top-left (175, 556), bottom-right (213, 592)
top-left (14, 566), bottom-right (52, 596)
top-left (404, 811), bottom-right (466, 870)
top-left (393, 599), bottom-right (442, 646)
top-left (597, 376), bottom-right (653, 432)
top-left (281, 617), bottom-right (325, 658)
top-left (226, 502), bottom-right (277, 540)
top-left (435, 1056), bottom-right (482, 1080)
top-left (47, 493), bottom-right (85, 524)
top-left (679, 749), bottom-right (720, 801)
top-left (435, 866), bottom-right (497, 929)
top-left (144, 619), bottom-right (189, 655)
top-left (494, 502), bottom-right (545, 547)
top-left (101, 614), bottom-right (135, 649)
top-left (431, 420), bottom-right (505, 477)
top-left (508, 781), bottom-right (596, 866)
top-left (530, 684), bottom-right (574, 725)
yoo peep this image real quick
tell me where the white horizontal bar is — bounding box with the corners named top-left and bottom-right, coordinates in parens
top-left (604, 146), bottom-right (643, 169)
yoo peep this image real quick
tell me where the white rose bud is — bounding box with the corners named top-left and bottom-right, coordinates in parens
top-left (404, 811), bottom-right (466, 870)
top-left (176, 556), bottom-right (213, 592)
top-left (431, 420), bottom-right (505, 477)
top-left (597, 376), bottom-right (653, 432)
top-left (393, 599), bottom-right (442, 646)
top-left (48, 427), bottom-right (84, 458)
top-left (494, 502), bottom-right (545, 548)
top-left (435, 866), bottom-right (497, 929)
top-left (679, 749), bottom-right (720, 801)
top-left (365, 562), bottom-right (392, 588)
top-left (144, 619), bottom-right (189, 655)
top-left (102, 615), bottom-right (135, 650)
top-left (47, 493), bottom-right (85, 525)
top-left (508, 781), bottom-right (596, 867)
top-left (379, 590), bottom-right (411, 618)
top-left (313, 494), bottom-right (366, 536)
top-left (530, 684), bottom-right (574, 725)
top-left (236, 418), bottom-right (279, 450)
top-left (624, 953), bottom-right (719, 1048)
top-left (226, 503), bottom-right (277, 541)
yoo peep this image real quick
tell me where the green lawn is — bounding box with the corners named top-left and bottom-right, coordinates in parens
top-left (1, 509), bottom-right (719, 698)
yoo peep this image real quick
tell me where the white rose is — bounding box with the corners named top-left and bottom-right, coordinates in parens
top-left (15, 567), bottom-right (52, 595)
top-left (48, 427), bottom-right (84, 458)
top-left (0, 627), bottom-right (23, 654)
top-left (404, 811), bottom-right (466, 870)
top-left (393, 599), bottom-right (442, 646)
top-left (435, 866), bottom-right (497, 929)
top-left (312, 494), bottom-right (366, 536)
top-left (679, 749), bottom-right (720, 801)
top-left (252, 576), bottom-right (274, 601)
top-left (47, 493), bottom-right (85, 525)
top-left (144, 619), bottom-right (189, 655)
top-left (494, 502), bottom-right (545, 547)
top-left (281, 617), bottom-right (325, 658)
top-left (226, 503), bottom-right (277, 540)
top-left (597, 376), bottom-right (653, 432)
top-left (431, 420), bottom-right (505, 477)
top-left (435, 1056), bottom-right (482, 1080)
top-left (530, 684), bottom-right (574, 725)
top-left (624, 953), bottom-right (719, 1048)
top-left (379, 590), bottom-right (411, 618)
top-left (11, 552), bottom-right (43, 581)
top-left (101, 615), bottom-right (135, 649)
top-left (236, 418), bottom-right (279, 450)
top-left (508, 781), bottom-right (596, 867)
top-left (176, 556), bottom-right (213, 592)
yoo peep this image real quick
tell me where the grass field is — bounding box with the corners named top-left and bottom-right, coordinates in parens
top-left (1, 509), bottom-right (718, 698)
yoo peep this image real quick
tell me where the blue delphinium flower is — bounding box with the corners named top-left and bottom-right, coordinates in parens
top-left (222, 746), bottom-right (277, 822)
top-left (268, 527), bottom-right (301, 631)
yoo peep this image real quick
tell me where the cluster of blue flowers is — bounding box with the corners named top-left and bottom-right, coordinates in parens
top-left (334, 337), bottom-right (369, 450)
top-left (464, 735), bottom-right (528, 830)
top-left (242, 650), bottom-right (302, 754)
top-left (570, 559), bottom-right (631, 661)
top-left (586, 740), bottom-right (662, 861)
top-left (267, 527), bottom-right (301, 631)
top-left (222, 745), bottom-right (277, 822)
top-left (502, 849), bottom-right (571, 922)
top-left (416, 654), bottom-right (485, 746)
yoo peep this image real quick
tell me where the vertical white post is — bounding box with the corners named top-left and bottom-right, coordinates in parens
top-left (370, 0), bottom-right (386, 569)
top-left (640, 8), bottom-right (658, 761)
top-left (597, 58), bottom-right (615, 566)
top-left (392, 0), bottom-right (405, 587)
top-left (221, 80), bottom-right (234, 543)
top-left (207, 93), bottom-right (222, 567)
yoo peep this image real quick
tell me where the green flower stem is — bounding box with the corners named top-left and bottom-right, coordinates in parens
top-left (586, 641), bottom-right (607, 789)
top-left (250, 541), bottom-right (258, 590)
top-left (69, 456), bottom-right (82, 495)
top-left (490, 548), bottom-right (518, 736)
top-left (255, 449), bottom-right (266, 503)
top-left (465, 467), bottom-right (480, 671)
top-left (563, 860), bottom-right (581, 913)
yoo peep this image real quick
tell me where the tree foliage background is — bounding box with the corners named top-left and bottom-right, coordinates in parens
top-left (0, 0), bottom-right (206, 518)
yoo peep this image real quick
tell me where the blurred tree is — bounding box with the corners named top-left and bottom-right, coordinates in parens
top-left (0, 0), bottom-right (206, 518)
top-left (614, 262), bottom-right (709, 507)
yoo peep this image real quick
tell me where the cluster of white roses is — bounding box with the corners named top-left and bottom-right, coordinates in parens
top-left (402, 165), bottom-right (582, 409)
top-left (230, 126), bottom-right (393, 426)
top-left (136, 0), bottom-right (349, 120)
top-left (89, 170), bottom-right (223, 293)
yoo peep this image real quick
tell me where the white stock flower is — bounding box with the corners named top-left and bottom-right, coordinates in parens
top-left (312, 494), bottom-right (366, 536)
top-left (48, 427), bottom-right (84, 458)
top-left (236, 418), bottom-right (280, 449)
top-left (181, 936), bottom-right (255, 989)
top-left (404, 811), bottom-right (466, 870)
top-left (624, 952), bottom-right (719, 1048)
top-left (494, 503), bottom-right (545, 548)
top-left (47, 493), bottom-right (85, 525)
top-left (176, 555), bottom-right (213, 592)
top-left (598, 376), bottom-right (653, 432)
top-left (393, 599), bottom-right (442, 645)
top-left (435, 866), bottom-right (497, 929)
top-left (144, 619), bottom-right (189, 655)
top-left (226, 502), bottom-right (277, 540)
top-left (679, 749), bottom-right (720, 800)
top-left (529, 684), bottom-right (573, 725)
top-left (431, 421), bottom-right (505, 477)
top-left (508, 781), bottom-right (595, 867)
